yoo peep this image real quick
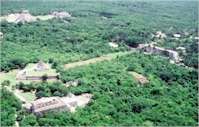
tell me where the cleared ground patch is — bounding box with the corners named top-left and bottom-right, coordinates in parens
top-left (16, 90), bottom-right (36, 102)
top-left (128, 71), bottom-right (149, 85)
top-left (36, 15), bottom-right (54, 21)
top-left (64, 51), bottom-right (132, 69)
top-left (0, 69), bottom-right (18, 86)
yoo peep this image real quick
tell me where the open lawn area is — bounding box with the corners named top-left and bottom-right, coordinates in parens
top-left (0, 70), bottom-right (18, 86)
top-left (15, 90), bottom-right (36, 102)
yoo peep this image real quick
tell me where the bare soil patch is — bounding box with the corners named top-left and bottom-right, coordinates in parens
top-left (128, 71), bottom-right (149, 85)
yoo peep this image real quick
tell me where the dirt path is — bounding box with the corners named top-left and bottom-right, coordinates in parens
top-left (64, 51), bottom-right (133, 69)
top-left (15, 114), bottom-right (19, 127)
top-left (15, 121), bottom-right (19, 127)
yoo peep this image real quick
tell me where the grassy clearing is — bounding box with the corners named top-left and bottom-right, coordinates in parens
top-left (16, 90), bottom-right (36, 102)
top-left (0, 70), bottom-right (36, 103)
top-left (35, 15), bottom-right (54, 21)
top-left (0, 70), bottom-right (18, 86)
top-left (64, 51), bottom-right (132, 69)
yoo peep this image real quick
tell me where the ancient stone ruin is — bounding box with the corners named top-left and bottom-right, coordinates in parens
top-left (64, 80), bottom-right (80, 88)
top-left (23, 93), bottom-right (92, 115)
top-left (138, 44), bottom-right (181, 63)
top-left (51, 11), bottom-right (71, 19)
top-left (3, 10), bottom-right (36, 24)
top-left (34, 61), bottom-right (50, 71)
top-left (129, 71), bottom-right (149, 85)
top-left (0, 10), bottom-right (72, 24)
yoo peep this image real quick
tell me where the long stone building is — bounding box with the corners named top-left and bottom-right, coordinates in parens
top-left (24, 93), bottom-right (92, 116)
top-left (138, 44), bottom-right (181, 62)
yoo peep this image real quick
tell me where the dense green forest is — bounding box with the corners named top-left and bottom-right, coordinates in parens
top-left (15, 53), bottom-right (198, 126)
top-left (0, 0), bottom-right (198, 126)
top-left (1, 0), bottom-right (198, 71)
top-left (1, 88), bottom-right (22, 126)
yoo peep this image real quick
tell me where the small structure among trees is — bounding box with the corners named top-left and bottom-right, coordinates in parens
top-left (173, 33), bottom-right (181, 38)
top-left (108, 42), bottom-right (118, 48)
top-left (64, 80), bottom-right (80, 88)
top-left (129, 71), bottom-right (149, 85)
top-left (154, 31), bottom-right (167, 39)
top-left (51, 11), bottom-right (71, 19)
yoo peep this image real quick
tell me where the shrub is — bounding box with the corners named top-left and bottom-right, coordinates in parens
top-left (41, 74), bottom-right (48, 82)
top-left (1, 80), bottom-right (10, 87)
top-left (36, 91), bottom-right (48, 98)
top-left (8, 58), bottom-right (27, 69)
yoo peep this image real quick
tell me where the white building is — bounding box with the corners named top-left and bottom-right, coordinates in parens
top-left (194, 37), bottom-right (199, 40)
top-left (155, 31), bottom-right (167, 39)
top-left (6, 10), bottom-right (36, 24)
top-left (108, 42), bottom-right (118, 48)
top-left (52, 11), bottom-right (71, 19)
top-left (173, 34), bottom-right (181, 38)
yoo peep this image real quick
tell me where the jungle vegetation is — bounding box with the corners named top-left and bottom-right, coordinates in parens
top-left (1, 0), bottom-right (198, 71)
top-left (15, 53), bottom-right (198, 126)
top-left (0, 0), bottom-right (198, 126)
top-left (0, 88), bottom-right (22, 126)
